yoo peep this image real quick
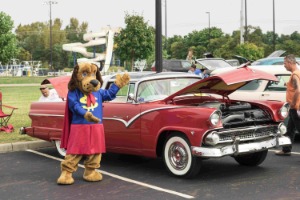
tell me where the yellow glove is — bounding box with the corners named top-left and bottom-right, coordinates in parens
top-left (114, 73), bottom-right (130, 88)
top-left (84, 111), bottom-right (100, 123)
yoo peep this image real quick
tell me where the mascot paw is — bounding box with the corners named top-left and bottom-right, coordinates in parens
top-left (114, 73), bottom-right (130, 88)
top-left (83, 169), bottom-right (103, 182)
top-left (84, 111), bottom-right (100, 123)
top-left (57, 171), bottom-right (74, 185)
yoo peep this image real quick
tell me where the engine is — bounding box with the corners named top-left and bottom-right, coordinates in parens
top-left (199, 101), bottom-right (272, 128)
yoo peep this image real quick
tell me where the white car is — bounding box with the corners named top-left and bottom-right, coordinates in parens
top-left (228, 65), bottom-right (290, 101)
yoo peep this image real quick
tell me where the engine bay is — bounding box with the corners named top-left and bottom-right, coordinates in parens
top-left (198, 101), bottom-right (272, 128)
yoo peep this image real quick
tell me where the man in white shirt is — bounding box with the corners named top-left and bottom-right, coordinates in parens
top-left (38, 85), bottom-right (63, 102)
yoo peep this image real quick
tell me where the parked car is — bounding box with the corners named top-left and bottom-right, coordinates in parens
top-left (211, 65), bottom-right (297, 131)
top-left (151, 59), bottom-right (192, 72)
top-left (251, 57), bottom-right (300, 66)
top-left (21, 69), bottom-right (291, 178)
top-left (195, 58), bottom-right (234, 76)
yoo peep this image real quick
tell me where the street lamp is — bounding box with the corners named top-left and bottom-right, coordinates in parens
top-left (44, 1), bottom-right (57, 70)
top-left (155, 0), bottom-right (163, 73)
top-left (244, 0), bottom-right (248, 42)
top-left (206, 12), bottom-right (211, 47)
top-left (273, 0), bottom-right (276, 51)
top-left (164, 0), bottom-right (167, 49)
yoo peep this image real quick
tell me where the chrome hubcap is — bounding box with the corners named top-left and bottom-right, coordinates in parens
top-left (168, 142), bottom-right (188, 170)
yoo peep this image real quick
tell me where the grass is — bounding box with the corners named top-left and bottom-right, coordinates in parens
top-left (0, 76), bottom-right (47, 84)
top-left (0, 84), bottom-right (43, 144)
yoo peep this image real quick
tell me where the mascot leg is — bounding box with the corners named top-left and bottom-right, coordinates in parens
top-left (83, 154), bottom-right (103, 182)
top-left (57, 154), bottom-right (82, 185)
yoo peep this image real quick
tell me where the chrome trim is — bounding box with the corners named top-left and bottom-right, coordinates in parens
top-left (104, 106), bottom-right (191, 128)
top-left (30, 114), bottom-right (64, 117)
top-left (192, 136), bottom-right (291, 157)
top-left (206, 124), bottom-right (279, 144)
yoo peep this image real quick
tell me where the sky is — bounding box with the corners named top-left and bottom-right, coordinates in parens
top-left (1, 0), bottom-right (300, 37)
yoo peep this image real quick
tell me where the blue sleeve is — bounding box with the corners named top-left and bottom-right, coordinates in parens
top-left (100, 83), bottom-right (120, 101)
top-left (68, 90), bottom-right (86, 117)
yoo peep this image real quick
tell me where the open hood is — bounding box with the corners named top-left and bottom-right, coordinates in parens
top-left (164, 66), bottom-right (278, 102)
top-left (41, 76), bottom-right (71, 99)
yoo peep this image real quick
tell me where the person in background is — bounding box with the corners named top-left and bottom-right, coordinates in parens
top-left (38, 84), bottom-right (63, 102)
top-left (189, 64), bottom-right (204, 78)
top-left (275, 54), bottom-right (300, 156)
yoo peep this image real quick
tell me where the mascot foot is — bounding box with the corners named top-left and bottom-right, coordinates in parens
top-left (83, 168), bottom-right (103, 182)
top-left (57, 171), bottom-right (74, 185)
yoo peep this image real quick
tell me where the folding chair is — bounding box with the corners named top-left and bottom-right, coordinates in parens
top-left (0, 91), bottom-right (17, 132)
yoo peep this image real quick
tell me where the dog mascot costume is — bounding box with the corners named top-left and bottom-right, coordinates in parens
top-left (57, 62), bottom-right (130, 185)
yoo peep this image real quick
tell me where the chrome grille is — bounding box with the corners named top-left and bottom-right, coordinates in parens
top-left (217, 125), bottom-right (278, 143)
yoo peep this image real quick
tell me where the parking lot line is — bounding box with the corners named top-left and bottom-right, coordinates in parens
top-left (269, 149), bottom-right (300, 155)
top-left (26, 149), bottom-right (195, 199)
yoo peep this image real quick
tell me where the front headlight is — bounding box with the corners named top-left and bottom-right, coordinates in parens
top-left (279, 103), bottom-right (289, 119)
top-left (209, 110), bottom-right (221, 126)
top-left (278, 122), bottom-right (287, 135)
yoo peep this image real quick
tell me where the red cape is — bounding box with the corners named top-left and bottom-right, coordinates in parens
top-left (60, 98), bottom-right (71, 149)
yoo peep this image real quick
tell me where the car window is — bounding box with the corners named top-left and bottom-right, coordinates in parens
top-left (127, 83), bottom-right (135, 103)
top-left (107, 82), bottom-right (129, 102)
top-left (182, 61), bottom-right (192, 69)
top-left (137, 78), bottom-right (199, 102)
top-left (237, 80), bottom-right (262, 91)
top-left (172, 61), bottom-right (181, 68)
top-left (265, 75), bottom-right (290, 92)
top-left (197, 59), bottom-right (232, 70)
top-left (272, 61), bottom-right (284, 65)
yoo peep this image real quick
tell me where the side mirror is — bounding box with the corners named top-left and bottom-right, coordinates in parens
top-left (128, 93), bottom-right (138, 103)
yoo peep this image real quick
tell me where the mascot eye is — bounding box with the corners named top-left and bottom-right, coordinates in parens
top-left (82, 72), bottom-right (87, 77)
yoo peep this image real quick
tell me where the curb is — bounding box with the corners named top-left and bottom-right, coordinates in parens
top-left (0, 140), bottom-right (54, 153)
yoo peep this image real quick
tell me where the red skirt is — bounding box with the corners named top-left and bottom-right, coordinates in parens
top-left (66, 124), bottom-right (106, 155)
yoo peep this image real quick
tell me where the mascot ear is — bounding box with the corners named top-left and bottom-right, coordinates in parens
top-left (95, 64), bottom-right (103, 86)
top-left (68, 64), bottom-right (79, 91)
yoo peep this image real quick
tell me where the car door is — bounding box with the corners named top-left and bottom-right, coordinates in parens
top-left (229, 80), bottom-right (267, 101)
top-left (103, 82), bottom-right (142, 154)
top-left (259, 74), bottom-right (289, 101)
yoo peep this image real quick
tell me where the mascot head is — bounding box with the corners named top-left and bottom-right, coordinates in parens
top-left (68, 62), bottom-right (103, 94)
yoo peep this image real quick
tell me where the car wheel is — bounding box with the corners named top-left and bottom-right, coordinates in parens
top-left (54, 140), bottom-right (66, 157)
top-left (163, 135), bottom-right (201, 178)
top-left (234, 150), bottom-right (268, 166)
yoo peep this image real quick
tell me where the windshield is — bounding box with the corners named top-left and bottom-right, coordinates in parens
top-left (137, 77), bottom-right (199, 102)
top-left (196, 59), bottom-right (232, 70)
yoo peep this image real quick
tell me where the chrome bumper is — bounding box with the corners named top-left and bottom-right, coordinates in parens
top-left (191, 136), bottom-right (291, 158)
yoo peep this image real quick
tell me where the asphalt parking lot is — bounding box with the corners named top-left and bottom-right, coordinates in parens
top-left (1, 140), bottom-right (300, 200)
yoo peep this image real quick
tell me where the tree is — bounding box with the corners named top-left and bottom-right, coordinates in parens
top-left (65, 18), bottom-right (88, 43)
top-left (0, 12), bottom-right (18, 64)
top-left (235, 43), bottom-right (264, 61)
top-left (114, 13), bottom-right (154, 71)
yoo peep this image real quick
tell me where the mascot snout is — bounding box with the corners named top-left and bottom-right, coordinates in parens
top-left (90, 79), bottom-right (99, 87)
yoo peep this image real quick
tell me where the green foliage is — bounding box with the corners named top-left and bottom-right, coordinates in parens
top-left (2, 11), bottom-right (300, 71)
top-left (0, 12), bottom-right (18, 64)
top-left (15, 17), bottom-right (88, 69)
top-left (114, 13), bottom-right (154, 71)
top-left (235, 43), bottom-right (264, 61)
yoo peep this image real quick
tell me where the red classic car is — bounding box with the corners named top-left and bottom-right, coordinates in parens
top-left (22, 68), bottom-right (291, 178)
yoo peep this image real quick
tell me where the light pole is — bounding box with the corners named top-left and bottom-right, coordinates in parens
top-left (44, 1), bottom-right (57, 70)
top-left (155, 0), bottom-right (163, 73)
top-left (244, 0), bottom-right (248, 42)
top-left (206, 12), bottom-right (211, 47)
top-left (164, 0), bottom-right (167, 49)
top-left (273, 0), bottom-right (276, 51)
